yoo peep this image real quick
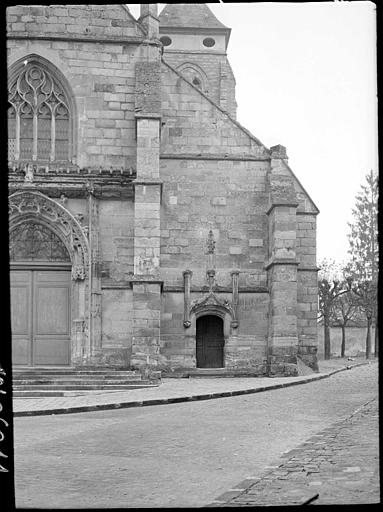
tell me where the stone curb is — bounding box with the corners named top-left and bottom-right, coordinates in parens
top-left (13, 361), bottom-right (371, 417)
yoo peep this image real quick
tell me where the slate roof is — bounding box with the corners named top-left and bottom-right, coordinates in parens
top-left (159, 3), bottom-right (229, 30)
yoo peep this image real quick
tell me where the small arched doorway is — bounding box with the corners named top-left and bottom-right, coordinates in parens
top-left (196, 315), bottom-right (224, 368)
top-left (10, 221), bottom-right (72, 366)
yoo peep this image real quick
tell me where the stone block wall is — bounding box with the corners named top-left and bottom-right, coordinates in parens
top-left (101, 288), bottom-right (133, 366)
top-left (99, 200), bottom-right (135, 282)
top-left (161, 63), bottom-right (265, 157)
top-left (160, 291), bottom-right (269, 371)
top-left (159, 154), bottom-right (271, 370)
top-left (160, 158), bottom-right (269, 288)
top-left (296, 213), bottom-right (318, 370)
top-left (7, 4), bottom-right (144, 169)
top-left (6, 5), bottom-right (142, 38)
top-left (162, 52), bottom-right (237, 118)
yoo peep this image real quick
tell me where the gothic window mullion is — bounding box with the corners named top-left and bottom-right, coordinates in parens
top-left (50, 110), bottom-right (56, 162)
top-left (32, 109), bottom-right (38, 161)
top-left (15, 108), bottom-right (20, 160)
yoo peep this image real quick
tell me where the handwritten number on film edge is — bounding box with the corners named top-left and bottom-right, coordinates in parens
top-left (0, 369), bottom-right (8, 472)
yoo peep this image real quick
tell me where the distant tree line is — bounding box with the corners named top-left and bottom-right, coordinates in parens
top-left (318, 170), bottom-right (378, 359)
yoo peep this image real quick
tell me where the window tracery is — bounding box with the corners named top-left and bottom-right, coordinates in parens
top-left (9, 222), bottom-right (71, 262)
top-left (8, 62), bottom-right (71, 163)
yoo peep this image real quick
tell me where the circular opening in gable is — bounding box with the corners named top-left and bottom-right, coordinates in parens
top-left (160, 36), bottom-right (172, 47)
top-left (203, 37), bottom-right (216, 48)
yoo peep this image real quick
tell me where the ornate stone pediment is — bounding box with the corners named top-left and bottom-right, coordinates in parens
top-left (190, 291), bottom-right (235, 319)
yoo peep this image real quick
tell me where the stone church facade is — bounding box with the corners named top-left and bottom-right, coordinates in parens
top-left (7, 4), bottom-right (319, 377)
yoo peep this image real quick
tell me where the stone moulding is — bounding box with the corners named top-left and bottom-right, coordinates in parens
top-left (190, 291), bottom-right (236, 323)
top-left (8, 162), bottom-right (136, 177)
top-left (8, 190), bottom-right (89, 280)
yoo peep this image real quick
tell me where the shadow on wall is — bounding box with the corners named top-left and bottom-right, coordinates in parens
top-left (317, 327), bottom-right (376, 358)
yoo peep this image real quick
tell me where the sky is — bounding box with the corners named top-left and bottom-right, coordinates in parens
top-left (128, 2), bottom-right (378, 265)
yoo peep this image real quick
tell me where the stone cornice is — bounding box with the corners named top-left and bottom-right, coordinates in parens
top-left (8, 162), bottom-right (137, 198)
top-left (165, 286), bottom-right (268, 293)
top-left (160, 153), bottom-right (270, 162)
top-left (8, 162), bottom-right (136, 177)
top-left (7, 34), bottom-right (158, 46)
top-left (133, 179), bottom-right (163, 186)
top-left (296, 210), bottom-right (319, 216)
top-left (135, 113), bottom-right (162, 120)
top-left (8, 181), bottom-right (135, 199)
top-left (163, 49), bottom-right (227, 56)
top-left (264, 258), bottom-right (299, 270)
top-left (266, 202), bottom-right (299, 215)
top-left (101, 283), bottom-right (269, 293)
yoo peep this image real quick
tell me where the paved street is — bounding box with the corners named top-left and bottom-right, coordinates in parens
top-left (213, 397), bottom-right (379, 506)
top-left (13, 363), bottom-right (378, 508)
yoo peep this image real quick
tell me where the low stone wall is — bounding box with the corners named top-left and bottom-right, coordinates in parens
top-left (317, 326), bottom-right (376, 358)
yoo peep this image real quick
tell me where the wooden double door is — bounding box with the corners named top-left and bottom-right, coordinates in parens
top-left (196, 315), bottom-right (224, 368)
top-left (10, 269), bottom-right (71, 366)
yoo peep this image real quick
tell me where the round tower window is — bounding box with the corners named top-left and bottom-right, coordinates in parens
top-left (160, 36), bottom-right (172, 47)
top-left (203, 37), bottom-right (216, 48)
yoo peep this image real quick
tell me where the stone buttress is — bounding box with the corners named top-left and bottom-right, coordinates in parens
top-left (266, 145), bottom-right (299, 376)
top-left (131, 5), bottom-right (163, 369)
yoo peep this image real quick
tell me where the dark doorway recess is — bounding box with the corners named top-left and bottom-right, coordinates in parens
top-left (196, 315), bottom-right (224, 368)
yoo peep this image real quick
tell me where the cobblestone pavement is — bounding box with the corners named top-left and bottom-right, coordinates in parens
top-left (13, 363), bottom-right (378, 508)
top-left (212, 398), bottom-right (380, 506)
top-left (12, 358), bottom-right (368, 415)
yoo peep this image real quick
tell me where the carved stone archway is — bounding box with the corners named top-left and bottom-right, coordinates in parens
top-left (189, 291), bottom-right (235, 345)
top-left (9, 191), bottom-right (90, 365)
top-left (9, 191), bottom-right (89, 280)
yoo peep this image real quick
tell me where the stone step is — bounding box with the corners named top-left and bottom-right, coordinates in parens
top-left (13, 383), bottom-right (158, 391)
top-left (13, 379), bottom-right (147, 386)
top-left (13, 375), bottom-right (143, 382)
top-left (165, 368), bottom-right (264, 378)
top-left (13, 369), bottom-right (139, 376)
top-left (13, 385), bottom-right (158, 397)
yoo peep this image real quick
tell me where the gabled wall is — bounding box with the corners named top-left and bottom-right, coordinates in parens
top-left (161, 62), bottom-right (266, 157)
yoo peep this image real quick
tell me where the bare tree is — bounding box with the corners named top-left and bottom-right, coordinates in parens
top-left (331, 288), bottom-right (359, 357)
top-left (318, 259), bottom-right (348, 360)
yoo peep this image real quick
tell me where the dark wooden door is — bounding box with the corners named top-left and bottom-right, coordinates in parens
top-left (196, 315), bottom-right (224, 368)
top-left (10, 269), bottom-right (71, 366)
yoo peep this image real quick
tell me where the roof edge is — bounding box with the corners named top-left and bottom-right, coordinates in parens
top-left (162, 58), bottom-right (270, 155)
top-left (282, 159), bottom-right (320, 214)
top-left (119, 4), bottom-right (147, 36)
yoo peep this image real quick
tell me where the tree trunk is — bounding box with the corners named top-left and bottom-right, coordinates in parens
top-left (374, 319), bottom-right (378, 357)
top-left (366, 317), bottom-right (372, 359)
top-left (341, 324), bottom-right (346, 358)
top-left (324, 316), bottom-right (331, 360)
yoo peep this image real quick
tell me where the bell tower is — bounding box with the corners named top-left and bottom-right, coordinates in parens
top-left (159, 3), bottom-right (237, 118)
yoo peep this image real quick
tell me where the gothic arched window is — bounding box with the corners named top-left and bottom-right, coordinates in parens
top-left (8, 60), bottom-right (73, 163)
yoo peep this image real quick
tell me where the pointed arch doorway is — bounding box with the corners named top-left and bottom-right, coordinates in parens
top-left (10, 221), bottom-right (72, 366)
top-left (196, 315), bottom-right (224, 368)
